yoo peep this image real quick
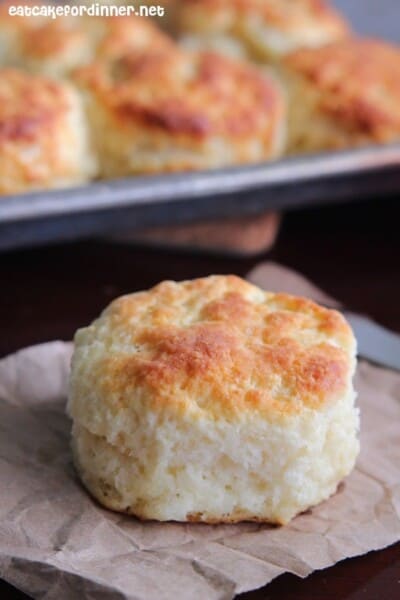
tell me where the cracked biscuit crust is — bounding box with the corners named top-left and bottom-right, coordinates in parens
top-left (0, 68), bottom-right (94, 193)
top-left (71, 275), bottom-right (354, 423)
top-left (74, 48), bottom-right (286, 174)
top-left (177, 0), bottom-right (349, 59)
top-left (0, 3), bottom-right (173, 76)
top-left (284, 39), bottom-right (400, 151)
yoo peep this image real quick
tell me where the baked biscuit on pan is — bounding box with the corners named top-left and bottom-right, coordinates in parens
top-left (0, 1), bottom-right (45, 65)
top-left (282, 38), bottom-right (400, 153)
top-left (0, 68), bottom-right (95, 194)
top-left (0, 2), bottom-right (173, 77)
top-left (74, 45), bottom-right (286, 176)
top-left (69, 275), bottom-right (359, 524)
top-left (176, 0), bottom-right (349, 61)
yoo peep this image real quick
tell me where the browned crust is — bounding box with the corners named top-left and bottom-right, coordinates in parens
top-left (0, 0), bottom-right (46, 24)
top-left (94, 276), bottom-right (353, 419)
top-left (0, 5), bottom-right (173, 66)
top-left (178, 0), bottom-right (349, 37)
top-left (0, 68), bottom-right (69, 143)
top-left (75, 49), bottom-right (283, 140)
top-left (20, 20), bottom-right (87, 60)
top-left (184, 511), bottom-right (283, 525)
top-left (95, 15), bottom-right (174, 59)
top-left (285, 39), bottom-right (400, 139)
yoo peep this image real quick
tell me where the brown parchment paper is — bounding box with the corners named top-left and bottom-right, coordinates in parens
top-left (1, 264), bottom-right (400, 600)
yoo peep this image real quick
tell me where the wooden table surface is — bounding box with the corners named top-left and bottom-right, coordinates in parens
top-left (1, 197), bottom-right (399, 599)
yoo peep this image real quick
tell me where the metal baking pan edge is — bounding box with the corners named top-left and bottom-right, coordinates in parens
top-left (1, 144), bottom-right (400, 251)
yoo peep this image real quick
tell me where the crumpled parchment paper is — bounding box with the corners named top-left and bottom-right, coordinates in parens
top-left (0, 263), bottom-right (399, 600)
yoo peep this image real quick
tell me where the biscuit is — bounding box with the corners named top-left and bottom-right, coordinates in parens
top-left (0, 2), bottom-right (173, 77)
top-left (0, 1), bottom-right (45, 66)
top-left (0, 68), bottom-right (96, 194)
top-left (176, 0), bottom-right (349, 62)
top-left (282, 38), bottom-right (400, 153)
top-left (69, 275), bottom-right (359, 524)
top-left (73, 45), bottom-right (286, 176)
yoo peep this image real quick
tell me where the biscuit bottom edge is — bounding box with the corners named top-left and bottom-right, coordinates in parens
top-left (71, 406), bottom-right (358, 526)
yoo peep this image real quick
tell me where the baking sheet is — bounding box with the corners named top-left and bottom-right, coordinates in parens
top-left (1, 145), bottom-right (400, 251)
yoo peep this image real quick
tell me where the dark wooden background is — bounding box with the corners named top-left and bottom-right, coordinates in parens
top-left (1, 197), bottom-right (399, 599)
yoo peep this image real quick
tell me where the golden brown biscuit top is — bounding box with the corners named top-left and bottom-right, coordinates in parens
top-left (19, 18), bottom-right (87, 60)
top-left (74, 276), bottom-right (355, 421)
top-left (75, 48), bottom-right (283, 138)
top-left (179, 0), bottom-right (348, 37)
top-left (285, 39), bottom-right (400, 137)
top-left (93, 15), bottom-right (174, 58)
top-left (21, 15), bottom-right (172, 60)
top-left (0, 6), bottom-right (173, 64)
top-left (0, 68), bottom-right (69, 143)
top-left (0, 0), bottom-right (46, 26)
